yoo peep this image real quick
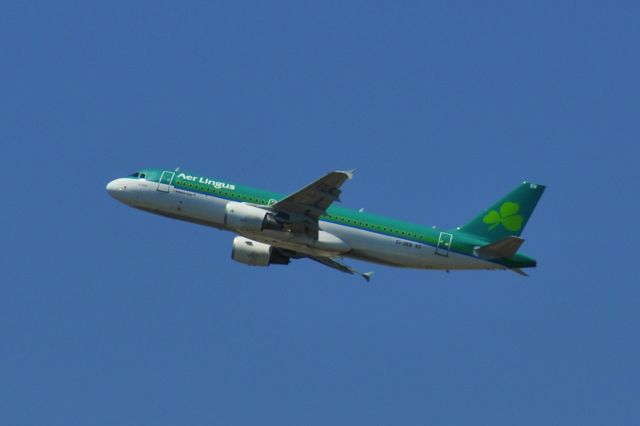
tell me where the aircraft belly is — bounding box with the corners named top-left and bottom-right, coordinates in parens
top-left (140, 188), bottom-right (500, 271)
top-left (321, 222), bottom-right (500, 270)
top-left (318, 222), bottom-right (412, 266)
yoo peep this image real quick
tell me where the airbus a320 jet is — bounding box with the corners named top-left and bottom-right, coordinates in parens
top-left (106, 169), bottom-right (545, 281)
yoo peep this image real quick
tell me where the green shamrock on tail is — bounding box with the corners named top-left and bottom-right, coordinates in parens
top-left (483, 202), bottom-right (524, 232)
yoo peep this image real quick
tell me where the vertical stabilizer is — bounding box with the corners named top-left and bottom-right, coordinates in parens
top-left (459, 182), bottom-right (545, 242)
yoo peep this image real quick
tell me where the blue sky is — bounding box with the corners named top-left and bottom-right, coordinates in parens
top-left (1, 1), bottom-right (639, 425)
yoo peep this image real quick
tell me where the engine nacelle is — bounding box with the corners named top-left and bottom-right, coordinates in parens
top-left (224, 202), bottom-right (280, 232)
top-left (231, 236), bottom-right (289, 267)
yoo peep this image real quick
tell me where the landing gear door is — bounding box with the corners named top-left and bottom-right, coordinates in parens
top-left (435, 232), bottom-right (453, 257)
top-left (157, 171), bottom-right (175, 193)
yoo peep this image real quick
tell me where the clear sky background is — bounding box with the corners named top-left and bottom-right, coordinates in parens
top-left (1, 1), bottom-right (639, 425)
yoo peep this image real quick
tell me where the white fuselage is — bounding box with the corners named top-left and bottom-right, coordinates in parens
top-left (106, 177), bottom-right (501, 271)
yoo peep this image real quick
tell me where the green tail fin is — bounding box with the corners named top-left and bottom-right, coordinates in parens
top-left (459, 182), bottom-right (546, 242)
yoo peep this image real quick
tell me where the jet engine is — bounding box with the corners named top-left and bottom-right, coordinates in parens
top-left (224, 202), bottom-right (283, 232)
top-left (231, 236), bottom-right (290, 267)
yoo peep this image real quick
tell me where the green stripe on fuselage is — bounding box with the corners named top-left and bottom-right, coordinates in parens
top-left (134, 168), bottom-right (537, 269)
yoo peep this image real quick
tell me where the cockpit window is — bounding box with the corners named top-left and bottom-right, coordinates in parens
top-left (130, 172), bottom-right (140, 177)
top-left (139, 173), bottom-right (146, 179)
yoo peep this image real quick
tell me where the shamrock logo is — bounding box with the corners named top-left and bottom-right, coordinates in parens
top-left (483, 201), bottom-right (524, 232)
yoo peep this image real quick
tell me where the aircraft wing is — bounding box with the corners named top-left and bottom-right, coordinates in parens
top-left (308, 255), bottom-right (373, 282)
top-left (274, 247), bottom-right (373, 282)
top-left (270, 170), bottom-right (353, 237)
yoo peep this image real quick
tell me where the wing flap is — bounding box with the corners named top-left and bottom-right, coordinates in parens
top-left (309, 256), bottom-right (373, 282)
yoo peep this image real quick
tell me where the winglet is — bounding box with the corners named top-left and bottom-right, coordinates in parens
top-left (362, 271), bottom-right (374, 282)
top-left (338, 169), bottom-right (355, 180)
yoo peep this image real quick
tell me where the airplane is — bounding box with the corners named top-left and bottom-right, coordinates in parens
top-left (106, 168), bottom-right (545, 281)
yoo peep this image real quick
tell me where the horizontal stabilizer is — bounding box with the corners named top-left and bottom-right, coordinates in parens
top-left (474, 236), bottom-right (524, 260)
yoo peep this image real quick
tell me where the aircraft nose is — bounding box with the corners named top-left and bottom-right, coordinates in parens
top-left (106, 179), bottom-right (118, 195)
top-left (106, 178), bottom-right (129, 203)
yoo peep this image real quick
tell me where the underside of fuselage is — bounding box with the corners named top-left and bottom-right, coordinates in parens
top-left (136, 203), bottom-right (503, 271)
